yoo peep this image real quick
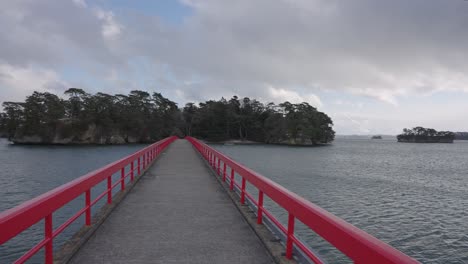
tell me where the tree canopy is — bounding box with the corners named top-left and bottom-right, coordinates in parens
top-left (397, 127), bottom-right (454, 142)
top-left (183, 96), bottom-right (335, 144)
top-left (0, 89), bottom-right (335, 145)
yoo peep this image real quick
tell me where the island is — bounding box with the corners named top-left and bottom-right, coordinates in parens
top-left (397, 127), bottom-right (454, 143)
top-left (0, 89), bottom-right (335, 145)
top-left (454, 132), bottom-right (468, 140)
top-left (371, 135), bottom-right (382, 139)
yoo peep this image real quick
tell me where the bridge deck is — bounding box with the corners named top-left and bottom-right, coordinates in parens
top-left (70, 139), bottom-right (273, 264)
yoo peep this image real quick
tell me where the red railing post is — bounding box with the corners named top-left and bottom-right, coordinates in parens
top-left (143, 153), bottom-right (146, 170)
top-left (121, 167), bottom-right (125, 191)
top-left (217, 159), bottom-right (221, 175)
top-left (223, 163), bottom-right (227, 182)
top-left (241, 177), bottom-right (246, 204)
top-left (107, 176), bottom-right (112, 204)
top-left (130, 161), bottom-right (134, 181)
top-left (138, 156), bottom-right (141, 175)
top-left (85, 189), bottom-right (91, 225)
top-left (45, 214), bottom-right (53, 264)
top-left (286, 213), bottom-right (295, 259)
top-left (230, 168), bottom-right (235, 190)
top-left (257, 191), bottom-right (264, 224)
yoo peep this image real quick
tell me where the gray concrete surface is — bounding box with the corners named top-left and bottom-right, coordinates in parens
top-left (70, 139), bottom-right (274, 264)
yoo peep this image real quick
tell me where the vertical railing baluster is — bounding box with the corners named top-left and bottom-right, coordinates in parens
top-left (45, 214), bottom-right (53, 264)
top-left (241, 177), bottom-right (246, 204)
top-left (286, 213), bottom-right (295, 259)
top-left (138, 156), bottom-right (141, 175)
top-left (121, 167), bottom-right (125, 191)
top-left (217, 158), bottom-right (221, 175)
top-left (85, 190), bottom-right (91, 225)
top-left (223, 163), bottom-right (227, 182)
top-left (107, 176), bottom-right (112, 204)
top-left (257, 191), bottom-right (264, 224)
top-left (230, 168), bottom-right (235, 190)
top-left (131, 161), bottom-right (134, 181)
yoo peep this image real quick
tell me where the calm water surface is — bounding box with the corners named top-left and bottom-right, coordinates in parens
top-left (1, 138), bottom-right (467, 263)
top-left (0, 138), bottom-right (146, 263)
top-left (212, 139), bottom-right (468, 264)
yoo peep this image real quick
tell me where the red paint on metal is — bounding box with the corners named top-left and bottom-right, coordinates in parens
top-left (0, 136), bottom-right (177, 264)
top-left (186, 137), bottom-right (419, 264)
top-left (121, 167), bottom-right (125, 191)
top-left (241, 177), bottom-right (246, 205)
top-left (45, 214), bottom-right (53, 264)
top-left (223, 163), bottom-right (227, 182)
top-left (85, 190), bottom-right (91, 226)
top-left (131, 161), bottom-right (135, 181)
top-left (257, 191), bottom-right (264, 224)
top-left (286, 213), bottom-right (295, 259)
top-left (230, 168), bottom-right (235, 190)
top-left (107, 176), bottom-right (112, 204)
top-left (138, 156), bottom-right (141, 175)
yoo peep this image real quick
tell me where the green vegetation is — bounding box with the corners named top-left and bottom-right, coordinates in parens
top-left (397, 127), bottom-right (454, 143)
top-left (0, 90), bottom-right (335, 145)
top-left (183, 96), bottom-right (335, 144)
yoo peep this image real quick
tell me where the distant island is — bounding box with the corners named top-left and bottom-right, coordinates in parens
top-left (454, 132), bottom-right (468, 140)
top-left (0, 89), bottom-right (335, 145)
top-left (371, 135), bottom-right (382, 139)
top-left (397, 127), bottom-right (454, 143)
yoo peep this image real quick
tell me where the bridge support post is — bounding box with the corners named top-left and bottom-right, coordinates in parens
top-left (45, 214), bottom-right (53, 264)
top-left (121, 167), bottom-right (125, 191)
top-left (85, 190), bottom-right (91, 225)
top-left (257, 191), bottom-right (264, 224)
top-left (241, 178), bottom-right (246, 204)
top-left (130, 161), bottom-right (134, 181)
top-left (138, 157), bottom-right (141, 175)
top-left (107, 176), bottom-right (112, 204)
top-left (286, 213), bottom-right (295, 259)
top-left (230, 168), bottom-right (235, 190)
top-left (223, 163), bottom-right (227, 182)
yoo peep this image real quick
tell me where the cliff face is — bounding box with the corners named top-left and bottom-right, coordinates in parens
top-left (12, 123), bottom-right (152, 145)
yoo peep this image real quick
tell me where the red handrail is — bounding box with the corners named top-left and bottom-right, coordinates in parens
top-left (0, 136), bottom-right (177, 264)
top-left (186, 137), bottom-right (420, 264)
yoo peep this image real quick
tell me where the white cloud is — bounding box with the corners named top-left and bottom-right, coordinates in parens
top-left (2, 0), bottom-right (468, 133)
top-left (94, 9), bottom-right (122, 40)
top-left (0, 63), bottom-right (68, 103)
top-left (267, 86), bottom-right (323, 108)
top-left (72, 0), bottom-right (87, 8)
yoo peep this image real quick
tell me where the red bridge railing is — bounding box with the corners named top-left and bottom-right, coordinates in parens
top-left (0, 136), bottom-right (177, 264)
top-left (186, 137), bottom-right (419, 264)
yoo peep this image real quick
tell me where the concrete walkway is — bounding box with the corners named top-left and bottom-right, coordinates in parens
top-left (70, 139), bottom-right (273, 264)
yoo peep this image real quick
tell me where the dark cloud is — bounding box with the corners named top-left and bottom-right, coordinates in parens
top-left (1, 0), bottom-right (468, 132)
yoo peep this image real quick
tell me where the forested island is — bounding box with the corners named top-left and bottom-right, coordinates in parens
top-left (0, 89), bottom-right (335, 145)
top-left (397, 127), bottom-right (455, 143)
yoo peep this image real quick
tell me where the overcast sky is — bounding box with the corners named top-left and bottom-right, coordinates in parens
top-left (1, 0), bottom-right (468, 135)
